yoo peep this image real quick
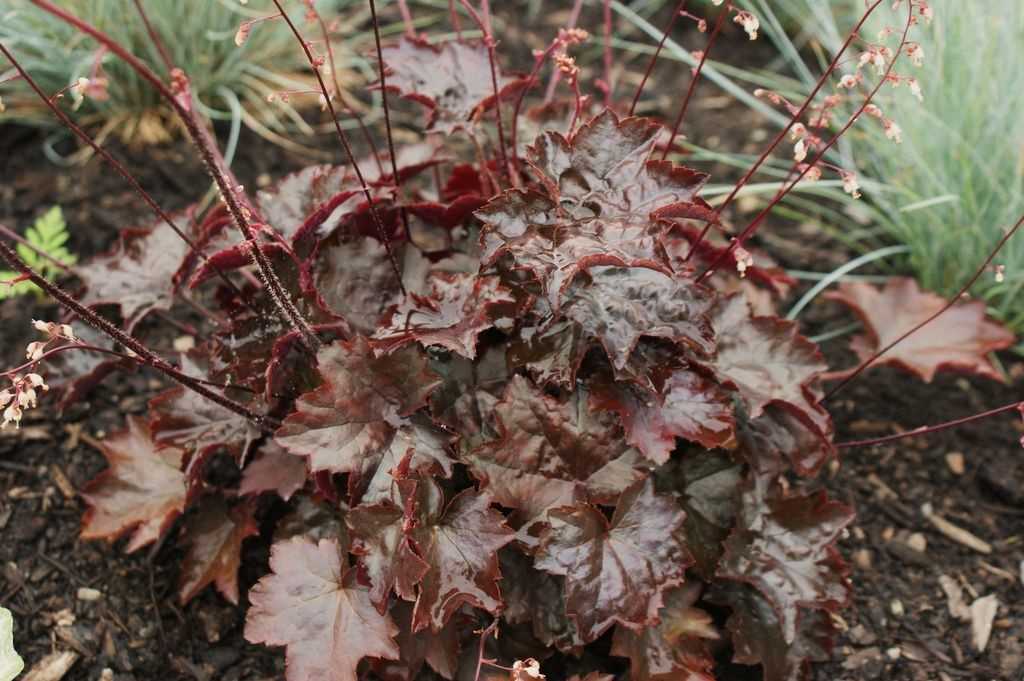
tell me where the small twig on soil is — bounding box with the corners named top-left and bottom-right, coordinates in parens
top-left (922, 503), bottom-right (993, 554)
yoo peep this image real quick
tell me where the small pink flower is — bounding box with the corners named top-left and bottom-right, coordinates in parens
top-left (906, 43), bottom-right (924, 67)
top-left (25, 342), bottom-right (46, 362)
top-left (841, 171), bottom-right (862, 199)
top-left (734, 247), bottom-right (754, 277)
top-left (1, 403), bottom-right (21, 430)
top-left (883, 119), bottom-right (903, 143)
top-left (838, 74), bottom-right (860, 89)
top-left (793, 139), bottom-right (808, 163)
top-left (733, 11), bottom-right (759, 40)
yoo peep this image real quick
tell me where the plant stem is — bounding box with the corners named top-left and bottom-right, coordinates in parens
top-left (0, 240), bottom-right (274, 430)
top-left (269, 0), bottom-right (406, 296)
top-left (458, 0), bottom-right (511, 182)
top-left (602, 0), bottom-right (613, 106)
top-left (629, 0), bottom-right (687, 115)
top-left (367, 0), bottom-right (413, 243)
top-left (697, 0), bottom-right (910, 282)
top-left (711, 0), bottom-right (886, 217)
top-left (837, 399), bottom-right (1023, 448)
top-left (0, 41), bottom-right (254, 313)
top-left (305, 2), bottom-right (385, 176)
top-left (660, 1), bottom-right (726, 160)
top-left (130, 0), bottom-right (174, 74)
top-left (0, 222), bottom-right (72, 273)
top-left (28, 0), bottom-right (321, 352)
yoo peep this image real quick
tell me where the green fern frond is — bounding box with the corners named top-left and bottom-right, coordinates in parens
top-left (0, 206), bottom-right (76, 300)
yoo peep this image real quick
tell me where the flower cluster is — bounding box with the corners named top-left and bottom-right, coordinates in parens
top-left (0, 373), bottom-right (47, 430)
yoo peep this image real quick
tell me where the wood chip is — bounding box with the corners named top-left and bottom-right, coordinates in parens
top-left (49, 465), bottom-right (75, 499)
top-left (921, 504), bottom-right (992, 554)
top-left (970, 595), bottom-right (999, 652)
top-left (905, 532), bottom-right (927, 553)
top-left (76, 587), bottom-right (102, 602)
top-left (978, 560), bottom-right (1017, 582)
top-left (938, 575), bottom-right (971, 621)
top-left (23, 650), bottom-right (79, 681)
top-left (945, 452), bottom-right (965, 475)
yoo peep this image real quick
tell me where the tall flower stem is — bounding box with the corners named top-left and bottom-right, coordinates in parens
top-left (269, 0), bottom-right (406, 295)
top-left (0, 241), bottom-right (274, 431)
top-left (28, 0), bottom-right (321, 352)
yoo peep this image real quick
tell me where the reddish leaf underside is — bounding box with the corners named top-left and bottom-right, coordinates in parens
top-left (179, 498), bottom-right (258, 605)
top-left (245, 537), bottom-right (400, 681)
top-left (374, 272), bottom-right (516, 359)
top-left (610, 583), bottom-right (718, 681)
top-left (80, 416), bottom-right (187, 553)
top-left (709, 294), bottom-right (831, 439)
top-left (535, 479), bottom-right (690, 642)
top-left (827, 277), bottom-right (1014, 382)
top-left (591, 369), bottom-right (736, 465)
top-left (238, 441), bottom-right (308, 501)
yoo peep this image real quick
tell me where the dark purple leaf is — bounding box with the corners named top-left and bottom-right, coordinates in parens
top-left (534, 479), bottom-right (689, 642)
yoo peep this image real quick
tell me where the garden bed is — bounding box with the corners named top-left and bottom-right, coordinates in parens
top-left (1, 77), bottom-right (1022, 681)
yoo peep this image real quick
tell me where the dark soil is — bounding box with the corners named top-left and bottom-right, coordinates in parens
top-left (2, 22), bottom-right (1023, 681)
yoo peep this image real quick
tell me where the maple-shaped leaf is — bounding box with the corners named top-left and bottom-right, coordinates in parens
top-left (478, 190), bottom-right (675, 304)
top-left (238, 442), bottom-right (308, 501)
top-left (428, 346), bottom-right (508, 447)
top-left (374, 272), bottom-right (516, 359)
top-left (500, 549), bottom-right (584, 653)
top-left (275, 337), bottom-right (441, 475)
top-left (534, 479), bottom-right (690, 642)
top-left (711, 584), bottom-right (835, 681)
top-left (245, 536), bottom-right (400, 681)
top-left (381, 37), bottom-right (523, 133)
top-left (736, 403), bottom-right (834, 478)
top-left (509, 319), bottom-right (589, 387)
top-left (655, 451), bottom-right (742, 578)
top-left (827, 277), bottom-right (1014, 382)
top-left (355, 419), bottom-right (455, 505)
top-left (308, 232), bottom-right (404, 333)
top-left (408, 478), bottom-right (516, 632)
top-left (559, 267), bottom-right (716, 369)
top-left (527, 110), bottom-right (707, 221)
top-left (80, 416), bottom-right (187, 553)
top-left (709, 294), bottom-right (830, 438)
top-left (372, 602), bottom-right (462, 681)
top-left (348, 479), bottom-right (428, 613)
top-left (468, 376), bottom-right (645, 544)
top-left (717, 476), bottom-right (853, 646)
top-left (77, 214), bottom-right (192, 328)
top-left (149, 385), bottom-right (261, 466)
top-left (591, 369), bottom-right (735, 465)
top-left (610, 583), bottom-right (719, 681)
top-left (179, 498), bottom-right (258, 605)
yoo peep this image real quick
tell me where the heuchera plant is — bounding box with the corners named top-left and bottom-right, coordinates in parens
top-left (3, 0), bottom-right (1020, 680)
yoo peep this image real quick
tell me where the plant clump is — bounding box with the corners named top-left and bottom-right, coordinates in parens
top-left (4, 1), bottom-right (1015, 680)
